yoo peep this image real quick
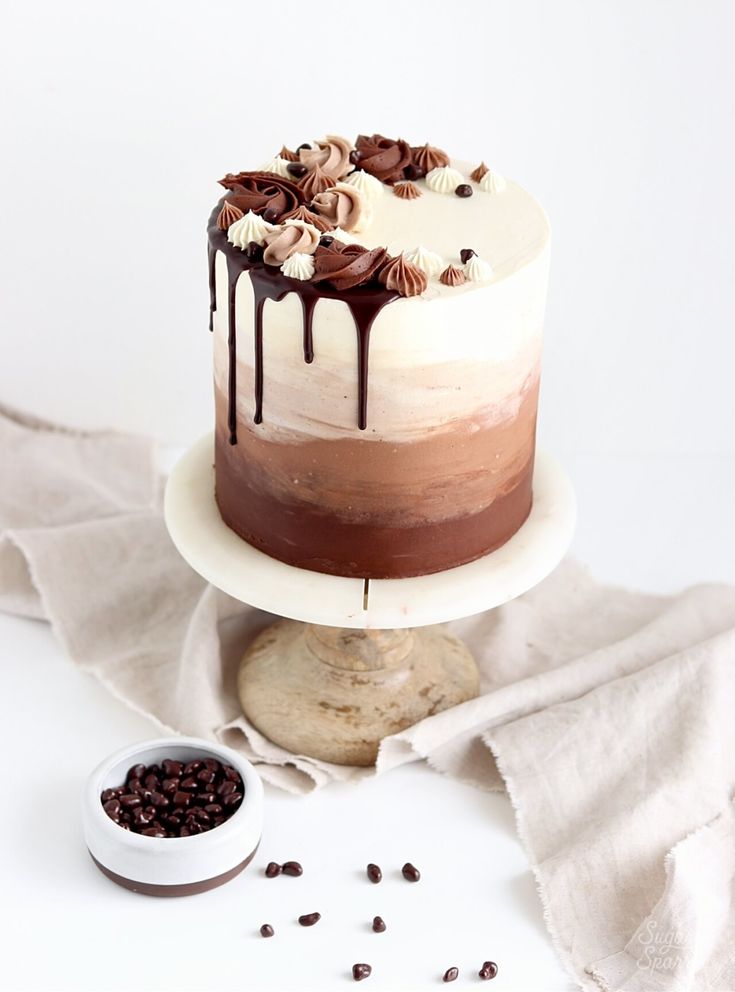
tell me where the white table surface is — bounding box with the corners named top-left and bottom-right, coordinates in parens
top-left (2, 452), bottom-right (733, 992)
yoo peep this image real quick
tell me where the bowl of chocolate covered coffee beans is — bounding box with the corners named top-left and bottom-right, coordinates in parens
top-left (82, 736), bottom-right (263, 896)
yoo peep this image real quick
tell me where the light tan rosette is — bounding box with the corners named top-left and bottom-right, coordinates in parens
top-left (310, 183), bottom-right (369, 233)
top-left (263, 220), bottom-right (321, 266)
top-left (299, 135), bottom-right (354, 180)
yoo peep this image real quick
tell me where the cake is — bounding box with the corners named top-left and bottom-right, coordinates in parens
top-left (208, 134), bottom-right (550, 579)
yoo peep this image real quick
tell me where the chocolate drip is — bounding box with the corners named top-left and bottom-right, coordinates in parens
top-left (207, 201), bottom-right (398, 442)
top-left (226, 255), bottom-right (242, 444)
top-left (208, 243), bottom-right (218, 332)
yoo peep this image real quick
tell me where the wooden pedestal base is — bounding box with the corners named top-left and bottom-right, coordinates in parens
top-left (237, 621), bottom-right (480, 766)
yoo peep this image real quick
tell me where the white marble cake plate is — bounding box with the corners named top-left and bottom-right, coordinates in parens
top-left (164, 433), bottom-right (576, 630)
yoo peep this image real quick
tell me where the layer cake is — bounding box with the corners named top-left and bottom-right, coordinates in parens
top-left (208, 135), bottom-right (550, 579)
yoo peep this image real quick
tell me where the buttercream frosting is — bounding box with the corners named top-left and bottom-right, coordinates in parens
top-left (299, 135), bottom-right (354, 180)
top-left (479, 169), bottom-right (507, 194)
top-left (281, 252), bottom-right (316, 280)
top-left (263, 220), bottom-right (321, 265)
top-left (310, 183), bottom-right (369, 233)
top-left (227, 210), bottom-right (277, 249)
top-left (259, 156), bottom-right (292, 178)
top-left (464, 254), bottom-right (494, 282)
top-left (393, 181), bottom-right (421, 200)
top-left (342, 169), bottom-right (385, 202)
top-left (403, 245), bottom-right (444, 280)
top-left (378, 254), bottom-right (428, 297)
top-left (425, 166), bottom-right (465, 194)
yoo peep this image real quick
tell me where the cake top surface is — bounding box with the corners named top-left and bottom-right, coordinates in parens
top-left (210, 133), bottom-right (549, 301)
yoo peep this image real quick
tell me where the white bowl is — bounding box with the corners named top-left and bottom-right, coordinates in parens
top-left (83, 736), bottom-right (263, 896)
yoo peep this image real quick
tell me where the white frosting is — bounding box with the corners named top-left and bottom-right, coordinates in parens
top-left (259, 156), bottom-right (292, 178)
top-left (327, 227), bottom-right (359, 244)
top-left (479, 169), bottom-right (507, 194)
top-left (343, 169), bottom-right (385, 202)
top-left (281, 252), bottom-right (315, 280)
top-left (403, 245), bottom-right (444, 280)
top-left (465, 254), bottom-right (494, 282)
top-left (227, 211), bottom-right (277, 249)
top-left (425, 166), bottom-right (465, 194)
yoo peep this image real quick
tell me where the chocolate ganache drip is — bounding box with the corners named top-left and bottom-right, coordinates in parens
top-left (207, 204), bottom-right (399, 443)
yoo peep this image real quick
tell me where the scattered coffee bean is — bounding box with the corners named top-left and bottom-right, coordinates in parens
top-left (263, 207), bottom-right (280, 224)
top-left (282, 861), bottom-right (303, 877)
top-left (265, 862), bottom-right (282, 878)
top-left (260, 924), bottom-right (275, 938)
top-left (366, 863), bottom-right (382, 884)
top-left (372, 916), bottom-right (386, 933)
top-left (319, 235), bottom-right (334, 247)
top-left (443, 967), bottom-right (459, 983)
top-left (100, 756), bottom-right (244, 838)
top-left (298, 912), bottom-right (321, 927)
top-left (479, 961), bottom-right (498, 980)
top-left (460, 248), bottom-right (476, 264)
top-left (245, 241), bottom-right (263, 262)
top-left (401, 862), bottom-right (421, 882)
top-left (349, 150), bottom-right (362, 164)
top-left (352, 963), bottom-right (372, 982)
top-left (455, 183), bottom-right (473, 198)
top-left (297, 143), bottom-right (311, 151)
top-left (287, 163), bottom-right (308, 179)
top-left (404, 163), bottom-right (424, 181)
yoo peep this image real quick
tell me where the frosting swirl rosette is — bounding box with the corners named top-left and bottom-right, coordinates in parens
top-left (299, 135), bottom-right (354, 180)
top-left (312, 240), bottom-right (388, 291)
top-left (310, 183), bottom-right (368, 233)
top-left (218, 171), bottom-right (304, 223)
top-left (354, 134), bottom-right (412, 184)
top-left (262, 220), bottom-right (321, 266)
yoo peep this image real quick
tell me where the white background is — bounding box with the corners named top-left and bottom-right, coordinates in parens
top-left (1, 2), bottom-right (734, 990)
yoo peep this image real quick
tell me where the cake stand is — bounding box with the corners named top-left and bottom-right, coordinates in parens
top-left (164, 434), bottom-right (575, 766)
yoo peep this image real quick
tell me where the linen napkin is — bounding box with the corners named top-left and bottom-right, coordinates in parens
top-left (3, 401), bottom-right (735, 991)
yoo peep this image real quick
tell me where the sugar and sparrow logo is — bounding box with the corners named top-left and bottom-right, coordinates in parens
top-left (635, 919), bottom-right (685, 974)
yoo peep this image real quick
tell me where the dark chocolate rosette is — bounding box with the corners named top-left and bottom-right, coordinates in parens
top-left (354, 134), bottom-right (412, 185)
top-left (218, 171), bottom-right (304, 223)
top-left (312, 240), bottom-right (388, 291)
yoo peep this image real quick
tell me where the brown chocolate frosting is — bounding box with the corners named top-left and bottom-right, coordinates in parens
top-left (470, 161), bottom-right (489, 182)
top-left (440, 264), bottom-right (467, 287)
top-left (354, 134), bottom-right (411, 184)
top-left (219, 171), bottom-right (304, 222)
top-left (312, 241), bottom-right (388, 291)
top-left (282, 204), bottom-right (333, 233)
top-left (411, 143), bottom-right (450, 173)
top-left (378, 254), bottom-right (427, 297)
top-left (393, 181), bottom-right (421, 200)
top-left (279, 145), bottom-right (299, 162)
top-left (217, 200), bottom-right (244, 231)
top-left (299, 164), bottom-right (338, 200)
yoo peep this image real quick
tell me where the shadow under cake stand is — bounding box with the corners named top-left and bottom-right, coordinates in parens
top-left (164, 435), bottom-right (575, 766)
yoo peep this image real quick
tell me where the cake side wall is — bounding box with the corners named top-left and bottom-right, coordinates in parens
top-left (211, 238), bottom-right (548, 578)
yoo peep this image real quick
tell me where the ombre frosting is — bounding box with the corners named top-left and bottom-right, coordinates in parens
top-left (208, 134), bottom-right (550, 579)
